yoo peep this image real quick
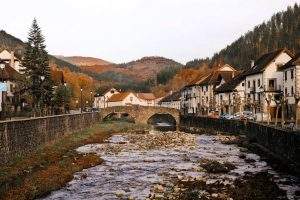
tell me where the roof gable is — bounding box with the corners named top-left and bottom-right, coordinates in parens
top-left (245, 48), bottom-right (293, 76)
top-left (279, 52), bottom-right (300, 70)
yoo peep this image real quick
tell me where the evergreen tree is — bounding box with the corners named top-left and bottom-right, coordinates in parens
top-left (21, 19), bottom-right (53, 113)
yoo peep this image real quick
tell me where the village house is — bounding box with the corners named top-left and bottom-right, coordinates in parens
top-left (214, 72), bottom-right (246, 115)
top-left (0, 50), bottom-right (22, 73)
top-left (93, 88), bottom-right (119, 108)
top-left (278, 53), bottom-right (300, 124)
top-left (159, 90), bottom-right (181, 110)
top-left (244, 48), bottom-right (293, 121)
top-left (181, 64), bottom-right (238, 115)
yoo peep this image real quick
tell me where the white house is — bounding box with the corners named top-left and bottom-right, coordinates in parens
top-left (93, 88), bottom-right (119, 108)
top-left (107, 92), bottom-right (146, 107)
top-left (159, 90), bottom-right (181, 110)
top-left (279, 53), bottom-right (300, 123)
top-left (0, 50), bottom-right (22, 73)
top-left (244, 48), bottom-right (293, 121)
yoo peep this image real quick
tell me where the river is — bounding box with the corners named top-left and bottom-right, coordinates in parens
top-left (41, 129), bottom-right (300, 200)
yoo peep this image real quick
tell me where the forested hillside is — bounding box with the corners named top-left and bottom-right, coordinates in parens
top-left (186, 3), bottom-right (300, 69)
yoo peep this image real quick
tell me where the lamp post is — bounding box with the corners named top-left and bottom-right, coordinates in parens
top-left (40, 76), bottom-right (45, 116)
top-left (80, 87), bottom-right (83, 113)
top-left (90, 91), bottom-right (93, 109)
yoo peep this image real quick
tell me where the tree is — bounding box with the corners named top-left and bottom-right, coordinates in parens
top-left (21, 19), bottom-right (53, 115)
top-left (53, 85), bottom-right (72, 114)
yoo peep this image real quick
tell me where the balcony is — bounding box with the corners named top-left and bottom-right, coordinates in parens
top-left (264, 85), bottom-right (281, 92)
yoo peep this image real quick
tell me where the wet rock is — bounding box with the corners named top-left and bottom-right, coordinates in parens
top-left (115, 190), bottom-right (126, 198)
top-left (230, 172), bottom-right (288, 200)
top-left (199, 159), bottom-right (236, 174)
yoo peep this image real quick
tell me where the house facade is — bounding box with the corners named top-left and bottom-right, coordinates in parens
top-left (93, 88), bottom-right (119, 108)
top-left (279, 53), bottom-right (300, 122)
top-left (214, 72), bottom-right (246, 115)
top-left (181, 64), bottom-right (238, 115)
top-left (244, 49), bottom-right (293, 121)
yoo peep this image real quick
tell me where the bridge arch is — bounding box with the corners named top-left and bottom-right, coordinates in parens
top-left (100, 106), bottom-right (180, 125)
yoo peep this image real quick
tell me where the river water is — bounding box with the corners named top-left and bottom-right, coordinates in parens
top-left (41, 130), bottom-right (300, 200)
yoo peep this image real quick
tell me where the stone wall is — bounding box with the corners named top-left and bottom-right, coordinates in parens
top-left (0, 112), bottom-right (100, 164)
top-left (180, 115), bottom-right (300, 174)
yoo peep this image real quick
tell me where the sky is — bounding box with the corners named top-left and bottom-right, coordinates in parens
top-left (0, 0), bottom-right (299, 64)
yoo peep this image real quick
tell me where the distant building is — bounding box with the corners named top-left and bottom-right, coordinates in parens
top-left (244, 48), bottom-right (293, 121)
top-left (94, 88), bottom-right (119, 108)
top-left (181, 64), bottom-right (238, 115)
top-left (159, 90), bottom-right (181, 110)
top-left (136, 93), bottom-right (157, 106)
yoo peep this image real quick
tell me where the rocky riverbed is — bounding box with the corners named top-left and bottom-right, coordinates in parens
top-left (41, 130), bottom-right (300, 200)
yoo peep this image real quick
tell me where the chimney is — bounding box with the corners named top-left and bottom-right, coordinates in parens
top-left (251, 60), bottom-right (255, 68)
top-left (10, 51), bottom-right (15, 68)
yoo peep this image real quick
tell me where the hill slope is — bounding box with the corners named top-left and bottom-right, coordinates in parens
top-left (80, 56), bottom-right (183, 81)
top-left (55, 55), bottom-right (112, 66)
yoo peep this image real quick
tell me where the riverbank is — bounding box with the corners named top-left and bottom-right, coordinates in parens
top-left (0, 121), bottom-right (149, 200)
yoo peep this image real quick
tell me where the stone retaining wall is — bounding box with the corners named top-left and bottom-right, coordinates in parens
top-left (0, 112), bottom-right (100, 164)
top-left (180, 115), bottom-right (300, 174)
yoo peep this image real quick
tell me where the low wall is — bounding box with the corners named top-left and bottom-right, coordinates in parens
top-left (180, 115), bottom-right (300, 174)
top-left (0, 112), bottom-right (100, 164)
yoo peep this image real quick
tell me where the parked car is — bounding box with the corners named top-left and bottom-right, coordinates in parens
top-left (242, 111), bottom-right (255, 121)
top-left (220, 114), bottom-right (234, 120)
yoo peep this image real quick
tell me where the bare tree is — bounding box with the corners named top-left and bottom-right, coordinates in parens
top-left (265, 94), bottom-right (272, 125)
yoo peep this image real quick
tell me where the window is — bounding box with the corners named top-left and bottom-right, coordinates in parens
top-left (291, 69), bottom-right (294, 79)
top-left (268, 79), bottom-right (276, 90)
top-left (206, 97), bottom-right (208, 103)
top-left (291, 86), bottom-right (294, 96)
top-left (206, 85), bottom-right (208, 91)
top-left (253, 80), bottom-right (256, 90)
top-left (242, 82), bottom-right (245, 87)
top-left (285, 71), bottom-right (288, 81)
top-left (285, 87), bottom-right (288, 96)
top-left (258, 79), bottom-right (261, 87)
top-left (130, 97), bottom-right (133, 102)
top-left (220, 95), bottom-right (223, 101)
top-left (247, 81), bottom-right (250, 88)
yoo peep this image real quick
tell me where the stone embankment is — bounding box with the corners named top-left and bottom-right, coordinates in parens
top-left (0, 112), bottom-right (100, 164)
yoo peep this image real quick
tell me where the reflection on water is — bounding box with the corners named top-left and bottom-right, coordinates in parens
top-left (41, 131), bottom-right (300, 200)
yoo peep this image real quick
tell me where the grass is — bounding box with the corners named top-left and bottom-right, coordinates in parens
top-left (0, 121), bottom-right (148, 200)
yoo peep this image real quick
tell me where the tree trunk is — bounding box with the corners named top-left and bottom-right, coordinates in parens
top-left (267, 106), bottom-right (271, 125)
top-left (275, 105), bottom-right (279, 126)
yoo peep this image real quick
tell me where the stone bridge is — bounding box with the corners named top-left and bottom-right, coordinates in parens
top-left (100, 106), bottom-right (180, 125)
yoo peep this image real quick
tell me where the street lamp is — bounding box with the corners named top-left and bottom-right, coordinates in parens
top-left (80, 87), bottom-right (83, 113)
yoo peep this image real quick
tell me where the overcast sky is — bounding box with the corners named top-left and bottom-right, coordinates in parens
top-left (0, 0), bottom-right (299, 64)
